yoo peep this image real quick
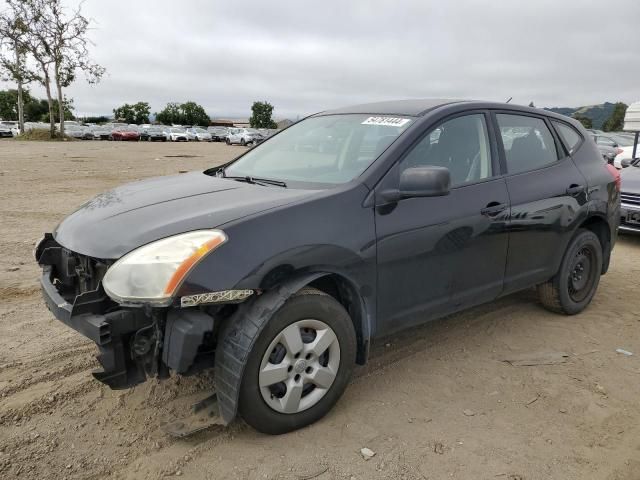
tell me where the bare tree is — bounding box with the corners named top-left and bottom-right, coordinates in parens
top-left (0, 1), bottom-right (33, 134)
top-left (46, 0), bottom-right (104, 138)
top-left (14, 0), bottom-right (57, 138)
top-left (7, 0), bottom-right (104, 139)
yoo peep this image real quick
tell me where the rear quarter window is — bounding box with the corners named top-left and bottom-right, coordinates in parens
top-left (553, 121), bottom-right (583, 154)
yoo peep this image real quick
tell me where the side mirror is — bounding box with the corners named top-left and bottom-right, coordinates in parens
top-left (621, 159), bottom-right (631, 168)
top-left (399, 166), bottom-right (451, 198)
top-left (380, 166), bottom-right (451, 203)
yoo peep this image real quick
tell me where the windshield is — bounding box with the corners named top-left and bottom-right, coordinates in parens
top-left (171, 128), bottom-right (185, 133)
top-left (224, 114), bottom-right (412, 186)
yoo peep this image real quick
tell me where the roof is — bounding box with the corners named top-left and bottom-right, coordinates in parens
top-left (318, 99), bottom-right (468, 117)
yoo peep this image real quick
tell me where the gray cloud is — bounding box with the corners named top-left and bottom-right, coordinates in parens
top-left (2, 0), bottom-right (639, 119)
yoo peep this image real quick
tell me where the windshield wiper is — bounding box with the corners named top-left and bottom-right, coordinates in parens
top-left (224, 175), bottom-right (287, 188)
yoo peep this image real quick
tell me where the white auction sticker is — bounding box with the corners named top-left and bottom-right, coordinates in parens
top-left (361, 116), bottom-right (411, 127)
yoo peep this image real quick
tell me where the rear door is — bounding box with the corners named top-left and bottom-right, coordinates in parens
top-left (375, 111), bottom-right (510, 335)
top-left (494, 112), bottom-right (590, 294)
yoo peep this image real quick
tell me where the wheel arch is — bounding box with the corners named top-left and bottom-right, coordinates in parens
top-left (214, 271), bottom-right (370, 424)
top-left (579, 214), bottom-right (611, 274)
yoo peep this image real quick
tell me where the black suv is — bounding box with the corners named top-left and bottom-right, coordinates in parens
top-left (36, 100), bottom-right (620, 434)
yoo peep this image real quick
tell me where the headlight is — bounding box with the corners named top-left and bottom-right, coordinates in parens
top-left (102, 230), bottom-right (227, 306)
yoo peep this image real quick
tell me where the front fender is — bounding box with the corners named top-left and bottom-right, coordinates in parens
top-left (214, 272), bottom-right (326, 424)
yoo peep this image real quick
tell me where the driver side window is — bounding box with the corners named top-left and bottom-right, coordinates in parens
top-left (401, 114), bottom-right (493, 187)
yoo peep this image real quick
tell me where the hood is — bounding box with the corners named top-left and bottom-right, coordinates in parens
top-left (54, 171), bottom-right (316, 259)
top-left (621, 165), bottom-right (640, 193)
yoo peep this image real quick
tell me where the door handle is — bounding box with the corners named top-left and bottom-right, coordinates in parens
top-left (481, 202), bottom-right (507, 217)
top-left (566, 184), bottom-right (586, 196)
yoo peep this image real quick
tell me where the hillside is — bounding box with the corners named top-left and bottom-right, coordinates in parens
top-left (545, 102), bottom-right (615, 129)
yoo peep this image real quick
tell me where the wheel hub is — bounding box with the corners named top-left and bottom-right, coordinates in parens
top-left (258, 319), bottom-right (341, 414)
top-left (567, 246), bottom-right (595, 302)
top-left (293, 359), bottom-right (308, 374)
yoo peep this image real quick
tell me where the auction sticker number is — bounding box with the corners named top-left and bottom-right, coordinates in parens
top-left (361, 116), bottom-right (411, 127)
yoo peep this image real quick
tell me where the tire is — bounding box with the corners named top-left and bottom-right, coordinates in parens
top-left (238, 288), bottom-right (356, 434)
top-left (537, 228), bottom-right (603, 315)
top-left (240, 138), bottom-right (246, 146)
top-left (226, 138), bottom-right (231, 145)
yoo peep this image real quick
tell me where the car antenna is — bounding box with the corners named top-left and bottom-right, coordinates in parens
top-left (505, 97), bottom-right (513, 104)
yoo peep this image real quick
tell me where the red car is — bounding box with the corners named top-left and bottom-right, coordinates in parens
top-left (111, 127), bottom-right (140, 141)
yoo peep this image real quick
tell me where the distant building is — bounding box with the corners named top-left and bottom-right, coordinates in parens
top-left (210, 118), bottom-right (250, 127)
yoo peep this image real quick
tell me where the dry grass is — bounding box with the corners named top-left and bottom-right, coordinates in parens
top-left (14, 129), bottom-right (76, 141)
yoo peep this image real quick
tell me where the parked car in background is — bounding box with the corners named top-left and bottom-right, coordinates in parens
top-left (91, 125), bottom-right (112, 140)
top-left (592, 133), bottom-right (635, 168)
top-left (168, 127), bottom-right (189, 142)
top-left (187, 127), bottom-right (212, 142)
top-left (590, 135), bottom-right (618, 164)
top-left (208, 126), bottom-right (229, 141)
top-left (64, 125), bottom-right (89, 140)
top-left (0, 122), bottom-right (14, 138)
top-left (614, 143), bottom-right (639, 169)
top-left (111, 126), bottom-right (141, 141)
top-left (146, 126), bottom-right (168, 141)
top-left (226, 127), bottom-right (264, 146)
top-left (619, 157), bottom-right (640, 233)
top-left (137, 127), bottom-right (150, 142)
top-left (36, 99), bottom-right (620, 435)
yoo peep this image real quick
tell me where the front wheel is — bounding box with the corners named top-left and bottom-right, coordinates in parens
top-left (238, 288), bottom-right (356, 434)
top-left (538, 229), bottom-right (603, 315)
top-left (226, 138), bottom-right (231, 145)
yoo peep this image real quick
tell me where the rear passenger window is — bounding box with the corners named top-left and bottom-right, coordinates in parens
top-left (401, 114), bottom-right (492, 187)
top-left (497, 114), bottom-right (559, 174)
top-left (553, 121), bottom-right (582, 154)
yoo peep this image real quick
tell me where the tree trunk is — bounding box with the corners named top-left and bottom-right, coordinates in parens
top-left (55, 74), bottom-right (64, 139)
top-left (43, 70), bottom-right (56, 139)
top-left (14, 43), bottom-right (25, 135)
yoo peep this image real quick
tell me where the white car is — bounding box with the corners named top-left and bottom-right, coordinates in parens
top-left (186, 127), bottom-right (212, 142)
top-left (168, 127), bottom-right (189, 142)
top-left (0, 122), bottom-right (13, 138)
top-left (614, 144), bottom-right (639, 169)
top-left (226, 128), bottom-right (264, 146)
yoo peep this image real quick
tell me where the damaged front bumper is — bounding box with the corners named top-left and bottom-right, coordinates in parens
top-left (37, 235), bottom-right (219, 390)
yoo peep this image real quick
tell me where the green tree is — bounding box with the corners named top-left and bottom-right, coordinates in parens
top-left (0, 88), bottom-right (32, 120)
top-left (155, 101), bottom-right (209, 126)
top-left (602, 102), bottom-right (627, 132)
top-left (113, 102), bottom-right (150, 124)
top-left (41, 96), bottom-right (74, 122)
top-left (83, 115), bottom-right (110, 124)
top-left (181, 101), bottom-right (209, 126)
top-left (249, 101), bottom-right (277, 129)
top-left (573, 115), bottom-right (592, 129)
top-left (155, 102), bottom-right (182, 125)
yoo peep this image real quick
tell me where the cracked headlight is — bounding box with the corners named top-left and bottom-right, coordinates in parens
top-left (103, 230), bottom-right (227, 306)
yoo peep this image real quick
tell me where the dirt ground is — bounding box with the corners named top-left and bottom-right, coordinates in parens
top-left (1, 140), bottom-right (639, 480)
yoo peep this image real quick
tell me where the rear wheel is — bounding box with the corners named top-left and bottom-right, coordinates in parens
top-left (238, 288), bottom-right (356, 434)
top-left (226, 138), bottom-right (231, 145)
top-left (240, 138), bottom-right (246, 146)
top-left (538, 229), bottom-right (602, 315)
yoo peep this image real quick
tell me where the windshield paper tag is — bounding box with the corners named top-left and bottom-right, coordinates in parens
top-left (361, 116), bottom-right (410, 127)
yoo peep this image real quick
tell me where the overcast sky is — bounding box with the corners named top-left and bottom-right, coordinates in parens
top-left (2, 0), bottom-right (639, 119)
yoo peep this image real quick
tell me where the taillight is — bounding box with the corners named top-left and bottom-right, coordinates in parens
top-left (605, 163), bottom-right (621, 191)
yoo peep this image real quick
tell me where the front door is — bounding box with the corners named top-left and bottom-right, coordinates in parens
top-left (375, 112), bottom-right (510, 335)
